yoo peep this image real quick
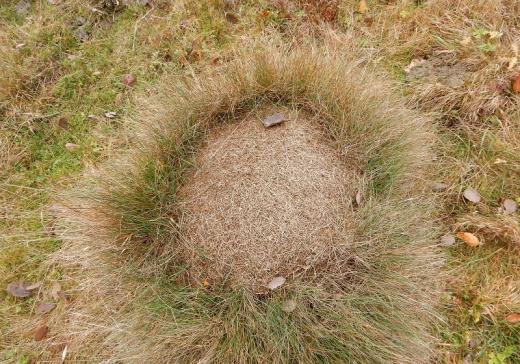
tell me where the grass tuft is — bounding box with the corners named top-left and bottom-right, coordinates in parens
top-left (50, 40), bottom-right (443, 363)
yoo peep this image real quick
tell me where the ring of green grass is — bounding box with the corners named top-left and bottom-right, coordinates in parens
top-left (56, 43), bottom-right (442, 363)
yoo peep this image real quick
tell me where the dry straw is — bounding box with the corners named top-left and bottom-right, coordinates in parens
top-left (52, 39), bottom-right (443, 363)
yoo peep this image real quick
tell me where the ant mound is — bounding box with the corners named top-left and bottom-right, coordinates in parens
top-left (178, 110), bottom-right (358, 290)
top-left (50, 43), bottom-right (443, 364)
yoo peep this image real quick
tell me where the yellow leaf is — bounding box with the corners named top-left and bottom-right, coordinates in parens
top-left (456, 232), bottom-right (482, 247)
top-left (506, 312), bottom-right (520, 324)
top-left (358, 0), bottom-right (367, 14)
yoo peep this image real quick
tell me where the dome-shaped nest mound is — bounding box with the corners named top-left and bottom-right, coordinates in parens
top-left (53, 42), bottom-right (443, 363)
top-left (178, 108), bottom-right (359, 291)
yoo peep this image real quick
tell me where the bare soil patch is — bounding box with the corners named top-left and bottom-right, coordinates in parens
top-left (178, 108), bottom-right (359, 289)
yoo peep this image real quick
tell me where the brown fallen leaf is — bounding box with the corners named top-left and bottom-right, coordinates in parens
top-left (267, 276), bottom-right (286, 290)
top-left (457, 232), bottom-right (482, 247)
top-left (34, 325), bottom-right (49, 341)
top-left (506, 312), bottom-right (520, 324)
top-left (358, 0), bottom-right (367, 14)
top-left (6, 282), bottom-right (39, 298)
top-left (354, 191), bottom-right (363, 207)
top-left (463, 188), bottom-right (481, 203)
top-left (503, 199), bottom-right (518, 215)
top-left (36, 302), bottom-right (56, 315)
top-left (512, 74), bottom-right (520, 94)
top-left (57, 117), bottom-right (69, 129)
top-left (225, 12), bottom-right (239, 24)
top-left (210, 56), bottom-right (220, 66)
top-left (203, 278), bottom-right (210, 288)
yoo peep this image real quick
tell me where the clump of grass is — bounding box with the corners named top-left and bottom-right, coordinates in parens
top-left (49, 39), bottom-right (443, 363)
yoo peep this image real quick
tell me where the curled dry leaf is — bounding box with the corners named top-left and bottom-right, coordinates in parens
top-left (512, 74), bottom-right (520, 94)
top-left (457, 232), bottom-right (482, 247)
top-left (36, 302), bottom-right (56, 315)
top-left (267, 276), bottom-right (286, 290)
top-left (506, 312), bottom-right (520, 324)
top-left (34, 325), bottom-right (49, 341)
top-left (502, 199), bottom-right (518, 215)
top-left (463, 188), bottom-right (481, 203)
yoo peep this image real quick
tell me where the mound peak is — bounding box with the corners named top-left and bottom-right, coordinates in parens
top-left (178, 108), bottom-right (359, 289)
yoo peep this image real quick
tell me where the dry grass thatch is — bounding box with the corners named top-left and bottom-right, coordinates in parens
top-left (49, 40), bottom-right (443, 363)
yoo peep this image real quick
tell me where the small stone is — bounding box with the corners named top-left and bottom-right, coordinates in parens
top-left (439, 234), bottom-right (456, 247)
top-left (503, 199), bottom-right (518, 215)
top-left (65, 143), bottom-right (79, 151)
top-left (432, 182), bottom-right (448, 192)
top-left (262, 113), bottom-right (286, 128)
top-left (266, 276), bottom-right (286, 290)
top-left (463, 188), bottom-right (481, 203)
top-left (104, 111), bottom-right (117, 118)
